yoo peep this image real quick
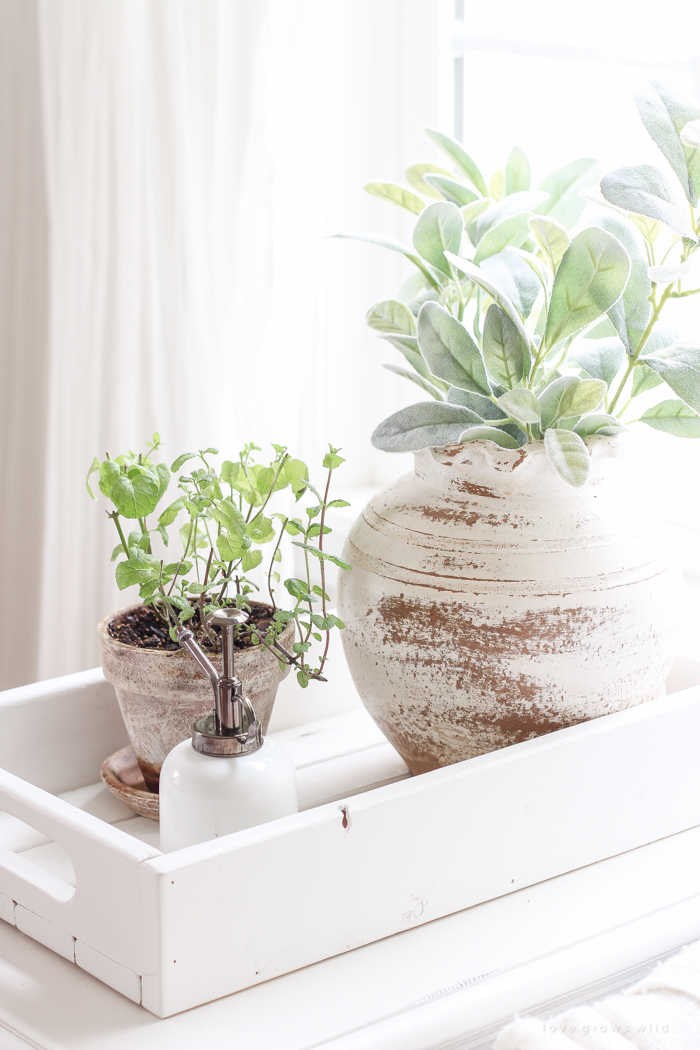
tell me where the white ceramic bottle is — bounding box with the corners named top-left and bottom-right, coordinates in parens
top-left (159, 608), bottom-right (298, 853)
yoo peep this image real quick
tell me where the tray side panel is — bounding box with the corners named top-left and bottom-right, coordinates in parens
top-left (143, 688), bottom-right (700, 1016)
top-left (0, 668), bottom-right (128, 794)
top-left (0, 769), bottom-right (159, 973)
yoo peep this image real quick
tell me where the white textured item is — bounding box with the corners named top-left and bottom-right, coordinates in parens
top-left (159, 738), bottom-right (298, 852)
top-left (495, 939), bottom-right (700, 1049)
top-left (0, 666), bottom-right (698, 1016)
top-left (338, 436), bottom-right (678, 774)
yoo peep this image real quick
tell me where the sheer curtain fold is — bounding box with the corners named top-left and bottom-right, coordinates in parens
top-left (0, 0), bottom-right (450, 687)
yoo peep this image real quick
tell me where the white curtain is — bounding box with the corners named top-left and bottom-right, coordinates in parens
top-left (0, 0), bottom-right (451, 688)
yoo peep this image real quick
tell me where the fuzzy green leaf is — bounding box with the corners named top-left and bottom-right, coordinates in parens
top-left (468, 191), bottom-right (548, 247)
top-left (574, 413), bottom-right (627, 436)
top-left (592, 213), bottom-right (652, 355)
top-left (555, 378), bottom-right (607, 422)
top-left (459, 425), bottom-right (521, 448)
top-left (505, 146), bottom-right (531, 195)
top-left (535, 158), bottom-right (601, 229)
top-left (538, 376), bottom-right (579, 429)
top-left (600, 165), bottom-right (696, 240)
top-left (424, 128), bottom-right (488, 196)
top-left (640, 399), bottom-right (700, 436)
top-left (445, 252), bottom-right (533, 355)
top-left (417, 301), bottom-right (490, 394)
top-left (635, 81), bottom-right (700, 206)
top-left (364, 181), bottom-right (425, 215)
top-left (412, 202), bottom-right (464, 275)
top-left (405, 162), bottom-right (454, 198)
top-left (366, 299), bottom-right (417, 336)
top-left (423, 174), bottom-right (478, 206)
top-left (631, 362), bottom-right (664, 397)
top-left (642, 344), bottom-right (700, 412)
top-left (529, 216), bottom-right (570, 273)
top-left (545, 227), bottom-right (631, 349)
top-left (482, 305), bottom-right (524, 389)
top-left (480, 249), bottom-right (542, 319)
top-left (372, 401), bottom-right (480, 453)
top-left (380, 334), bottom-right (445, 387)
top-left (647, 258), bottom-right (693, 284)
top-left (569, 338), bottom-right (626, 386)
top-left (447, 387), bottom-right (507, 420)
top-left (497, 388), bottom-right (541, 426)
top-left (473, 214), bottom-right (532, 264)
top-left (544, 429), bottom-right (590, 487)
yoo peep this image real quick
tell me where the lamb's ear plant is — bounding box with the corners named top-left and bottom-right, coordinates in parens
top-left (87, 438), bottom-right (351, 687)
top-left (340, 83), bottom-right (700, 487)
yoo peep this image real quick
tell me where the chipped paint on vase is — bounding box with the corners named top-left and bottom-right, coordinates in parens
top-left (337, 436), bottom-right (678, 775)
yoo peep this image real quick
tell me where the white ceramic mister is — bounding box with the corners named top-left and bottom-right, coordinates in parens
top-left (159, 608), bottom-right (298, 852)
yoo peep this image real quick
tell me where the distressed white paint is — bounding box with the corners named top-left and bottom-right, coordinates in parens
top-left (0, 892), bottom-right (14, 927)
top-left (75, 941), bottom-right (141, 1004)
top-left (338, 436), bottom-right (679, 773)
top-left (0, 663), bottom-right (697, 1016)
top-left (15, 907), bottom-right (74, 962)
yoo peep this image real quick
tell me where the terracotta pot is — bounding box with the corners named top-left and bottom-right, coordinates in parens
top-left (98, 605), bottom-right (294, 791)
top-left (337, 436), bottom-right (677, 775)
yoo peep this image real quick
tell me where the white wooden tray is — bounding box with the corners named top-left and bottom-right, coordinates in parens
top-left (0, 661), bottom-right (698, 1017)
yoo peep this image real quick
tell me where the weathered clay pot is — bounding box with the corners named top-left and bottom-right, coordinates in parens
top-left (98, 605), bottom-right (294, 791)
top-left (337, 436), bottom-right (677, 775)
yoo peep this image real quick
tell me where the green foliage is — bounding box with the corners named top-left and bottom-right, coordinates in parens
top-left (600, 165), bottom-right (696, 240)
top-left (89, 437), bottom-right (350, 687)
top-left (544, 228), bottom-right (630, 349)
top-left (339, 83), bottom-right (700, 487)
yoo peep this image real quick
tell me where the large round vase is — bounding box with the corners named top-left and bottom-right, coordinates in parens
top-left (337, 436), bottom-right (677, 775)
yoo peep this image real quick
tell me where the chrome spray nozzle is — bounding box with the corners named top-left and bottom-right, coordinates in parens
top-left (176, 608), bottom-right (263, 757)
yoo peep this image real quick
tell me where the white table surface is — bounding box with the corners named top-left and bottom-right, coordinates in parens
top-left (0, 820), bottom-right (696, 1050)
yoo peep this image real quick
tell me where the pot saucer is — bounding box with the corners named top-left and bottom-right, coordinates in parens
top-left (100, 746), bottom-right (159, 821)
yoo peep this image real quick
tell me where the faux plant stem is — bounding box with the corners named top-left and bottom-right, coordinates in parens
top-left (199, 547), bottom-right (215, 643)
top-left (316, 467), bottom-right (333, 676)
top-left (607, 282), bottom-right (676, 414)
top-left (109, 511), bottom-right (129, 556)
top-left (267, 516), bottom-right (288, 612)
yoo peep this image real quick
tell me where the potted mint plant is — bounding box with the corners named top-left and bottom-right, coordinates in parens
top-left (336, 84), bottom-right (698, 775)
top-left (88, 437), bottom-right (350, 791)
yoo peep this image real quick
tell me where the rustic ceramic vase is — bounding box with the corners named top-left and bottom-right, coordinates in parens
top-left (98, 605), bottom-right (294, 791)
top-left (337, 435), bottom-right (677, 775)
